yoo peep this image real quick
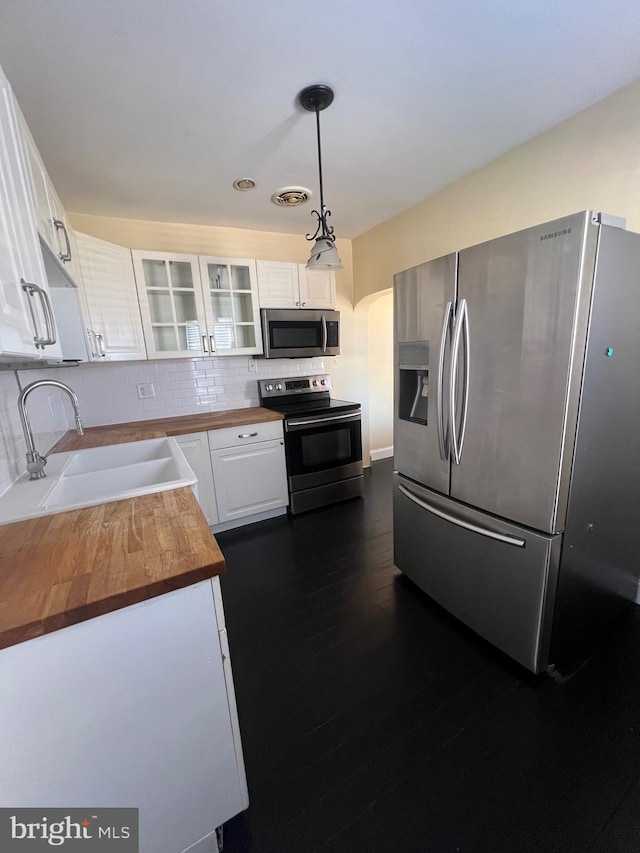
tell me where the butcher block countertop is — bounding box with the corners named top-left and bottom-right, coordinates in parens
top-left (51, 406), bottom-right (283, 452)
top-left (0, 487), bottom-right (225, 651)
top-left (0, 410), bottom-right (282, 651)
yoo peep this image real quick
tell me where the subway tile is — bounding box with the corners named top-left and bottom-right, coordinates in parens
top-left (1, 353), bottom-right (323, 491)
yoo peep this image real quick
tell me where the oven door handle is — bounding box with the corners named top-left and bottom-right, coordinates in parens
top-left (286, 412), bottom-right (361, 431)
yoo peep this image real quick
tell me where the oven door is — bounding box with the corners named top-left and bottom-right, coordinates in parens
top-left (284, 411), bottom-right (362, 491)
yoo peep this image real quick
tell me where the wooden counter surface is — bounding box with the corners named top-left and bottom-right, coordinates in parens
top-left (0, 487), bottom-right (225, 651)
top-left (51, 407), bottom-right (283, 453)
top-left (0, 408), bottom-right (279, 651)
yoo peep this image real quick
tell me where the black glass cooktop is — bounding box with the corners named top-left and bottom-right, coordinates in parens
top-left (262, 397), bottom-right (361, 419)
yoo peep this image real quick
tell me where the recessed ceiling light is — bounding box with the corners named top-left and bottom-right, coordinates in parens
top-left (271, 187), bottom-right (312, 207)
top-left (233, 178), bottom-right (256, 191)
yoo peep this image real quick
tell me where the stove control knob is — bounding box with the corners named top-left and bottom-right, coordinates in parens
top-left (265, 384), bottom-right (274, 392)
top-left (312, 380), bottom-right (318, 386)
top-left (275, 383), bottom-right (283, 390)
top-left (320, 379), bottom-right (326, 385)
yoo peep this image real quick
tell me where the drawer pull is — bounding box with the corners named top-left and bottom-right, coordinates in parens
top-left (238, 432), bottom-right (258, 439)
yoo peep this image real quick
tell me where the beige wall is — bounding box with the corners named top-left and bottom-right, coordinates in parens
top-left (353, 76), bottom-right (640, 303)
top-left (366, 290), bottom-right (393, 456)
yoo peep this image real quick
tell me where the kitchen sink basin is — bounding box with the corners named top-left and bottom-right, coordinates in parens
top-left (62, 440), bottom-right (173, 476)
top-left (41, 458), bottom-right (185, 509)
top-left (0, 438), bottom-right (196, 524)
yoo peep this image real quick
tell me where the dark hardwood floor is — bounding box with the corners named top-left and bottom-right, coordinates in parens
top-left (217, 458), bottom-right (640, 853)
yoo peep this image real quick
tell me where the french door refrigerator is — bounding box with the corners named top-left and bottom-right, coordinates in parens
top-left (393, 211), bottom-right (640, 673)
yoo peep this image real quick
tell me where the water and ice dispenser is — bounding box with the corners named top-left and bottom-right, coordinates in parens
top-left (397, 341), bottom-right (429, 425)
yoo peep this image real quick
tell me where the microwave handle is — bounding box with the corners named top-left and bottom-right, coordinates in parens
top-left (321, 315), bottom-right (327, 352)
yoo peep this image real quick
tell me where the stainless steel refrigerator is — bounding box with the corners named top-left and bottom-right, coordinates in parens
top-left (393, 211), bottom-right (640, 673)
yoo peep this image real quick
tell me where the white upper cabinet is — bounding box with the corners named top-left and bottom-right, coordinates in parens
top-left (132, 251), bottom-right (207, 359)
top-left (198, 257), bottom-right (262, 355)
top-left (75, 232), bottom-right (147, 361)
top-left (256, 260), bottom-right (335, 309)
top-left (255, 261), bottom-right (299, 308)
top-left (46, 182), bottom-right (82, 285)
top-left (18, 109), bottom-right (79, 285)
top-left (134, 252), bottom-right (262, 359)
top-left (298, 266), bottom-right (336, 310)
top-left (0, 66), bottom-right (60, 361)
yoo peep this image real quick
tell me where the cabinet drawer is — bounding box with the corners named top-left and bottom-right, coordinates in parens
top-left (208, 419), bottom-right (283, 450)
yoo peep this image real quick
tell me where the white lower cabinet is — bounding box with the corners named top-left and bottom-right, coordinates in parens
top-left (208, 420), bottom-right (288, 527)
top-left (176, 422), bottom-right (288, 531)
top-left (175, 432), bottom-right (219, 525)
top-left (211, 439), bottom-right (288, 523)
top-left (0, 578), bottom-right (248, 853)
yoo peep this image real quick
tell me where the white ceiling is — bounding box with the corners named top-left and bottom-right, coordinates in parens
top-left (1, 0), bottom-right (639, 238)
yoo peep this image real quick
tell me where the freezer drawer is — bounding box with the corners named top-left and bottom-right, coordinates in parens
top-left (393, 474), bottom-right (561, 673)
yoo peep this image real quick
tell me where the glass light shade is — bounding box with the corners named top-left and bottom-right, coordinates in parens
top-left (306, 237), bottom-right (343, 270)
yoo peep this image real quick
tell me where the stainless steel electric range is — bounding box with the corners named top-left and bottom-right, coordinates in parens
top-left (258, 374), bottom-right (363, 514)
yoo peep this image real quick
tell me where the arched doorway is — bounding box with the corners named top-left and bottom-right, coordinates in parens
top-left (356, 288), bottom-right (393, 462)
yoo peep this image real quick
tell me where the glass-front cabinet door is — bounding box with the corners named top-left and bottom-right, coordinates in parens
top-left (132, 251), bottom-right (207, 359)
top-left (199, 257), bottom-right (262, 355)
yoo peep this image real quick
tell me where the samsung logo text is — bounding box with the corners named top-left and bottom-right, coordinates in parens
top-left (540, 227), bottom-right (572, 241)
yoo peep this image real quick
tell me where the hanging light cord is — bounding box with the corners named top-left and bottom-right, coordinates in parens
top-left (306, 102), bottom-right (335, 243)
top-left (315, 106), bottom-right (325, 215)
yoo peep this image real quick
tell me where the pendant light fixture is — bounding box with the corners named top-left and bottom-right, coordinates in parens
top-left (299, 84), bottom-right (343, 271)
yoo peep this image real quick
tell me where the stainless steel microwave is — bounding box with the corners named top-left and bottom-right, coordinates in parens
top-left (260, 309), bottom-right (340, 358)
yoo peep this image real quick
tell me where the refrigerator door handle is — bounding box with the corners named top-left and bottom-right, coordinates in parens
top-left (398, 483), bottom-right (526, 548)
top-left (436, 301), bottom-right (453, 461)
top-left (458, 299), bottom-right (470, 458)
top-left (449, 298), bottom-right (467, 464)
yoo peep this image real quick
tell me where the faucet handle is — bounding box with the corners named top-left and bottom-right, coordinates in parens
top-left (26, 451), bottom-right (47, 480)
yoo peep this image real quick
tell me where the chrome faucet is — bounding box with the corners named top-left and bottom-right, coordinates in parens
top-left (18, 379), bottom-right (84, 480)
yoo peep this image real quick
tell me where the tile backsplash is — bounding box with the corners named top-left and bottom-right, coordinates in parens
top-left (17, 355), bottom-right (325, 427)
top-left (0, 355), bottom-right (324, 494)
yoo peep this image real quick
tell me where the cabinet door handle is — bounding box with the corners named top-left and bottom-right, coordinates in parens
top-left (86, 328), bottom-right (98, 358)
top-left (301, 302), bottom-right (306, 307)
top-left (210, 335), bottom-right (215, 354)
top-left (238, 432), bottom-right (258, 439)
top-left (21, 281), bottom-right (45, 347)
top-left (38, 289), bottom-right (57, 346)
top-left (96, 333), bottom-right (106, 358)
top-left (295, 301), bottom-right (300, 307)
top-left (53, 219), bottom-right (72, 262)
top-left (202, 335), bottom-right (209, 354)
top-left (21, 280), bottom-right (49, 348)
